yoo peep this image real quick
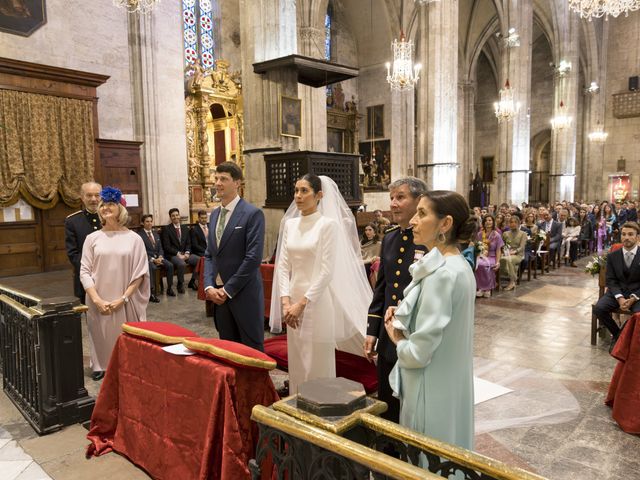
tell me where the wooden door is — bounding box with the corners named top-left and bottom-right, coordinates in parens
top-left (96, 139), bottom-right (143, 226)
top-left (42, 202), bottom-right (76, 272)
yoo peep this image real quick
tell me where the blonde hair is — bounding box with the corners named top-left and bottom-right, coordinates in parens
top-left (98, 200), bottom-right (129, 227)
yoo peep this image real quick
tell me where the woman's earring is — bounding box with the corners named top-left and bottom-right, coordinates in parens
top-left (438, 232), bottom-right (447, 244)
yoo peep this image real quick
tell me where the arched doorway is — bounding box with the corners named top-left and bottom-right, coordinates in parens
top-left (530, 130), bottom-right (551, 203)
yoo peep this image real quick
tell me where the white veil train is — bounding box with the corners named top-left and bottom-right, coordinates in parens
top-left (269, 176), bottom-right (373, 356)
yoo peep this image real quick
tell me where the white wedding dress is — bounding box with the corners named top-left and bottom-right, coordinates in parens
top-left (277, 211), bottom-right (338, 394)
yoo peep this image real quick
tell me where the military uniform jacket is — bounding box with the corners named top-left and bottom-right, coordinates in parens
top-left (65, 209), bottom-right (101, 298)
top-left (367, 226), bottom-right (424, 362)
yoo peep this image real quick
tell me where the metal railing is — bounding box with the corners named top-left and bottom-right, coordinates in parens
top-left (0, 284), bottom-right (94, 435)
top-left (250, 404), bottom-right (547, 480)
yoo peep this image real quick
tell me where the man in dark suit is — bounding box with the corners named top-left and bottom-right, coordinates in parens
top-left (204, 162), bottom-right (265, 351)
top-left (161, 208), bottom-right (200, 293)
top-left (190, 209), bottom-right (209, 257)
top-left (627, 201), bottom-right (638, 222)
top-left (594, 222), bottom-right (640, 349)
top-left (364, 177), bottom-right (427, 423)
top-left (140, 214), bottom-right (174, 302)
top-left (64, 182), bottom-right (102, 304)
top-left (538, 207), bottom-right (562, 257)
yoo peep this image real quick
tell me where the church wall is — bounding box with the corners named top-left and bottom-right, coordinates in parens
top-left (219, 0), bottom-right (242, 70)
top-left (0, 0), bottom-right (133, 140)
top-left (603, 15), bottom-right (640, 201)
top-left (332, 3), bottom-right (358, 105)
top-left (474, 52), bottom-right (498, 203)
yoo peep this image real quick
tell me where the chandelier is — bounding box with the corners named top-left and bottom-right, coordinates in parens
top-left (588, 122), bottom-right (609, 143)
top-left (568, 0), bottom-right (640, 20)
top-left (385, 33), bottom-right (422, 91)
top-left (113, 0), bottom-right (161, 14)
top-left (494, 79), bottom-right (520, 122)
top-left (551, 101), bottom-right (572, 130)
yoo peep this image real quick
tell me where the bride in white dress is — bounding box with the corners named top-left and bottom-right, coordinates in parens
top-left (270, 174), bottom-right (372, 394)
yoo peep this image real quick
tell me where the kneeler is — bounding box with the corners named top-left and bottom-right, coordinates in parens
top-left (264, 336), bottom-right (378, 394)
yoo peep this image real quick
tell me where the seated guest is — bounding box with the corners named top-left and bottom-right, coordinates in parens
top-left (561, 216), bottom-right (581, 267)
top-left (578, 208), bottom-right (593, 254)
top-left (523, 212), bottom-right (539, 236)
top-left (500, 215), bottom-right (527, 291)
top-left (161, 208), bottom-right (199, 293)
top-left (140, 214), bottom-right (174, 301)
top-left (475, 215), bottom-right (503, 298)
top-left (594, 222), bottom-right (640, 351)
top-left (627, 201), bottom-right (637, 222)
top-left (538, 207), bottom-right (562, 259)
top-left (372, 209), bottom-right (391, 235)
top-left (361, 223), bottom-right (381, 287)
top-left (495, 213), bottom-right (506, 233)
top-left (190, 209), bottom-right (209, 258)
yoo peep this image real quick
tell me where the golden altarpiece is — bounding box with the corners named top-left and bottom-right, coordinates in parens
top-left (185, 60), bottom-right (243, 221)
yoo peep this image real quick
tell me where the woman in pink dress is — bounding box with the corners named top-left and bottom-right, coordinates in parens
top-left (475, 216), bottom-right (503, 298)
top-left (80, 186), bottom-right (149, 380)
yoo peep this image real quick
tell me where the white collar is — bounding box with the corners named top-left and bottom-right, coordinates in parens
top-left (144, 229), bottom-right (154, 234)
top-left (623, 245), bottom-right (638, 256)
top-left (221, 195), bottom-right (241, 215)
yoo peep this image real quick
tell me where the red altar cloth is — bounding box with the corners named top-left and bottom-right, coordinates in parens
top-left (606, 313), bottom-right (640, 434)
top-left (86, 334), bottom-right (279, 479)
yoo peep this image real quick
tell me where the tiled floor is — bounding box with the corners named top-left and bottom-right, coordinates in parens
top-left (1, 261), bottom-right (639, 479)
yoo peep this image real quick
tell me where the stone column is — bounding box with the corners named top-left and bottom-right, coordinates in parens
top-left (415, 0), bottom-right (458, 190)
top-left (459, 80), bottom-right (476, 197)
top-left (239, 0), bottom-right (299, 253)
top-left (549, 12), bottom-right (580, 202)
top-left (391, 89), bottom-right (415, 181)
top-left (298, 26), bottom-right (328, 151)
top-left (495, 0), bottom-right (532, 205)
top-left (128, 1), bottom-right (189, 219)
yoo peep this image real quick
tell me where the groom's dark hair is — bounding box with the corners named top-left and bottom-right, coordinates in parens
top-left (299, 173), bottom-right (322, 193)
top-left (216, 161), bottom-right (243, 181)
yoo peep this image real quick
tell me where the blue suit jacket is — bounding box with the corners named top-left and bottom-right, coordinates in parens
top-left (204, 199), bottom-right (265, 342)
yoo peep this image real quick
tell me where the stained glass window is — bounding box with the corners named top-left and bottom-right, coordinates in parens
top-left (183, 0), bottom-right (217, 68)
top-left (325, 3), bottom-right (334, 100)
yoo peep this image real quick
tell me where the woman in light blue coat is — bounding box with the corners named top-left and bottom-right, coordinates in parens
top-left (385, 190), bottom-right (476, 451)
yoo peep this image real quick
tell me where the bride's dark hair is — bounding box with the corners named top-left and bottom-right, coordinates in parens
top-left (299, 173), bottom-right (322, 193)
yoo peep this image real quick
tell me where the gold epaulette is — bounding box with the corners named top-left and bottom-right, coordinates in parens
top-left (384, 225), bottom-right (400, 234)
top-left (66, 210), bottom-right (82, 219)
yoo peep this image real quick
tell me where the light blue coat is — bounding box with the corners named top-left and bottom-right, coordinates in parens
top-left (390, 248), bottom-right (476, 451)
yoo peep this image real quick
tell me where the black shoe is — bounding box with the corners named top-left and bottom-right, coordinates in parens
top-left (166, 288), bottom-right (176, 297)
top-left (149, 295), bottom-right (160, 303)
top-left (609, 333), bottom-right (620, 354)
top-left (188, 279), bottom-right (198, 291)
top-left (177, 285), bottom-right (186, 294)
top-left (91, 371), bottom-right (105, 381)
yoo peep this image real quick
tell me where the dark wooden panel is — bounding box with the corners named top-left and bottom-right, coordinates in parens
top-left (42, 202), bottom-right (76, 272)
top-left (0, 219), bottom-right (42, 277)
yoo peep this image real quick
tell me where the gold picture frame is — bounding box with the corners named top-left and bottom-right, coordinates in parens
top-left (280, 95), bottom-right (302, 138)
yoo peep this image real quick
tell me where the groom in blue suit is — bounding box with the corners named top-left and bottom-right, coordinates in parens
top-left (204, 162), bottom-right (266, 351)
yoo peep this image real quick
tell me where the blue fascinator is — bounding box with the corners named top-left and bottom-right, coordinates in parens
top-left (100, 186), bottom-right (126, 206)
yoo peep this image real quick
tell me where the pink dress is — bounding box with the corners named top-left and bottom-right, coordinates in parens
top-left (475, 230), bottom-right (504, 291)
top-left (80, 230), bottom-right (150, 371)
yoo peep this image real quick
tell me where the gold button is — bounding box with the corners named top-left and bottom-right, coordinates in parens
top-left (396, 270), bottom-right (401, 276)
top-left (397, 259), bottom-right (403, 264)
top-left (93, 226), bottom-right (97, 230)
top-left (403, 236), bottom-right (408, 241)
top-left (394, 283), bottom-right (398, 288)
top-left (400, 247), bottom-right (405, 253)
top-left (92, 219), bottom-right (96, 222)
top-left (392, 295), bottom-right (397, 301)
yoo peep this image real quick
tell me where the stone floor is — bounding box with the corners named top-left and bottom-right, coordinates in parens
top-left (0, 262), bottom-right (639, 480)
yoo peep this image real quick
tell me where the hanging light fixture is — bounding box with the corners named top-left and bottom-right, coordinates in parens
top-left (113, 0), bottom-right (161, 14)
top-left (551, 101), bottom-right (572, 130)
top-left (568, 0), bottom-right (640, 21)
top-left (494, 79), bottom-right (520, 122)
top-left (386, 0), bottom-right (421, 91)
top-left (386, 34), bottom-right (421, 91)
top-left (589, 122), bottom-right (609, 143)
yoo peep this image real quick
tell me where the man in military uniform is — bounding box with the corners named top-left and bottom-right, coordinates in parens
top-left (364, 177), bottom-right (427, 423)
top-left (65, 182), bottom-right (102, 304)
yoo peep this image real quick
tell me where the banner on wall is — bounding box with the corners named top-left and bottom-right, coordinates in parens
top-left (609, 174), bottom-right (631, 204)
